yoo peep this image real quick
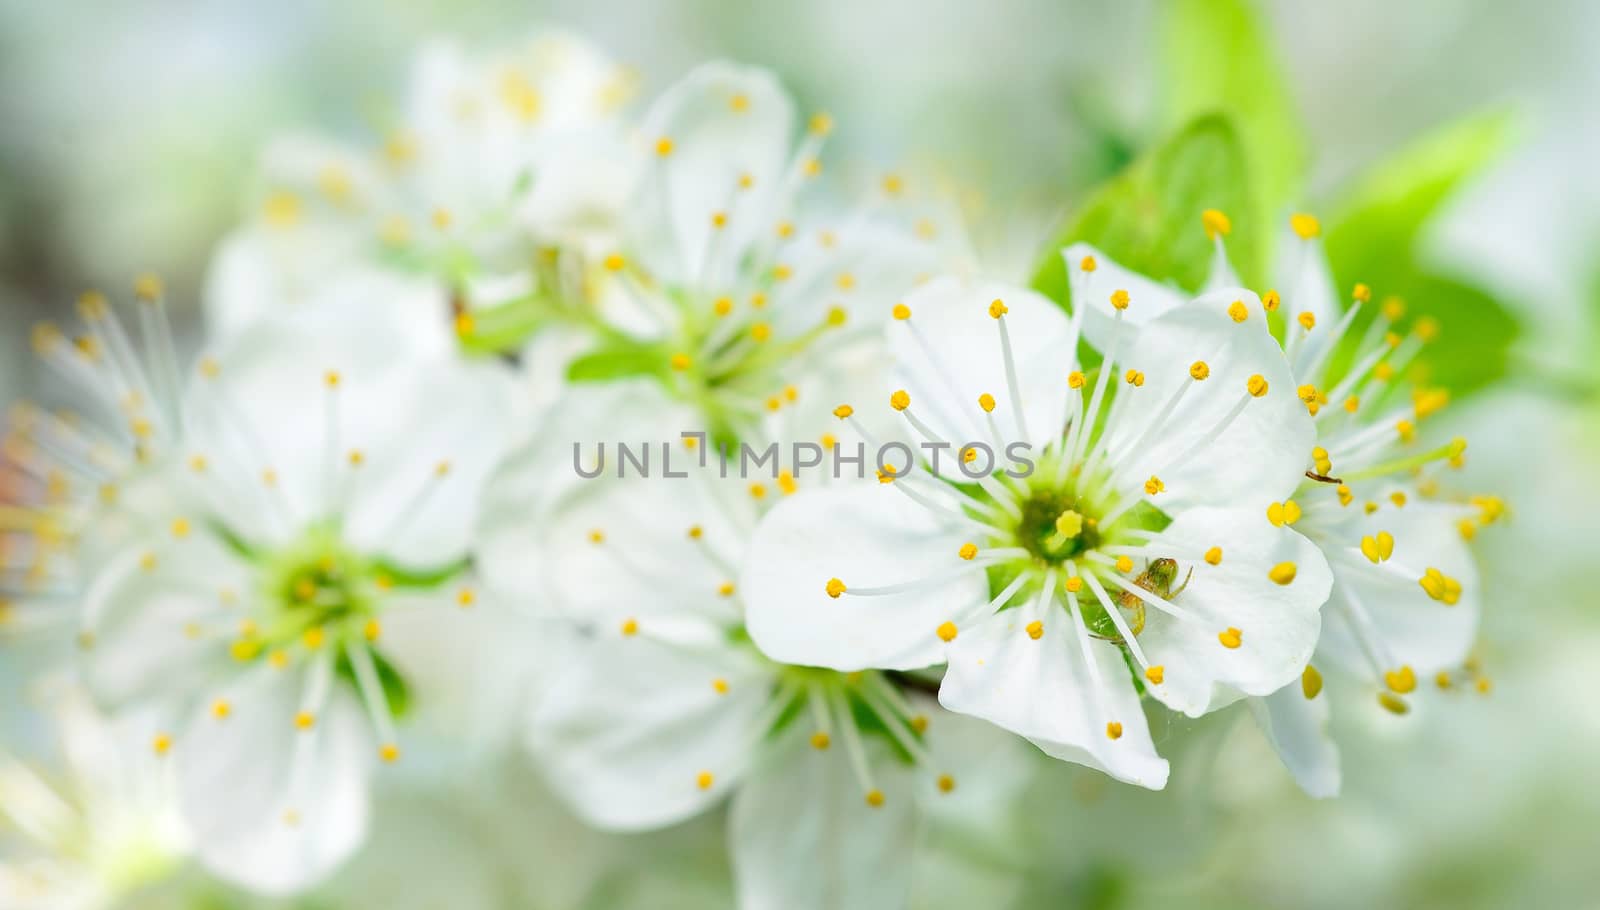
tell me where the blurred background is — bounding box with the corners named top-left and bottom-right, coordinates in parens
top-left (3, 0), bottom-right (1598, 907)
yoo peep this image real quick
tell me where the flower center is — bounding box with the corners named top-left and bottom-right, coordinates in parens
top-left (255, 525), bottom-right (381, 646)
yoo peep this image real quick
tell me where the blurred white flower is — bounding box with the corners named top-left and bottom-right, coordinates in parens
top-left (0, 685), bottom-right (189, 910)
top-left (204, 29), bottom-right (637, 350)
top-left (18, 285), bottom-right (515, 894)
top-left (475, 381), bottom-right (1028, 910)
top-left (741, 272), bottom-right (1331, 788)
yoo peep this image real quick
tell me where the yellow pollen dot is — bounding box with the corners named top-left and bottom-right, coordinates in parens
top-left (803, 158), bottom-right (822, 177)
top-left (749, 292), bottom-right (767, 310)
top-left (749, 483), bottom-right (767, 499)
top-left (1375, 362), bottom-right (1396, 381)
top-left (776, 220), bottom-right (795, 239)
top-left (1204, 547), bottom-right (1222, 566)
top-left (1202, 208), bottom-right (1232, 239)
top-left (1144, 476), bottom-right (1165, 495)
top-left (865, 789), bottom-right (885, 808)
top-left (1436, 671), bottom-right (1453, 689)
top-left (1336, 484), bottom-right (1353, 506)
top-left (1302, 665), bottom-right (1324, 699)
top-left (188, 455), bottom-right (208, 473)
top-left (588, 529), bottom-right (606, 545)
top-left (1458, 519), bottom-right (1477, 541)
top-left (1384, 665), bottom-right (1418, 694)
top-left (1190, 361), bottom-right (1211, 381)
top-left (977, 393), bottom-right (996, 413)
top-left (302, 626), bottom-right (325, 650)
top-left (937, 774), bottom-right (956, 793)
top-left (1145, 665), bottom-right (1165, 685)
top-left (1068, 371), bottom-right (1086, 389)
top-left (364, 619), bottom-right (381, 641)
top-left (909, 715), bottom-right (929, 733)
top-left (133, 273), bottom-right (164, 301)
top-left (881, 174), bottom-right (904, 196)
top-left (988, 299), bottom-right (1009, 319)
top-left (1109, 289), bottom-right (1130, 311)
top-left (1352, 283), bottom-right (1372, 303)
top-left (230, 639), bottom-right (261, 661)
top-left (958, 542), bottom-right (979, 560)
top-left (152, 733), bottom-right (172, 756)
top-left (670, 353), bottom-right (692, 371)
top-left (712, 678), bottom-right (729, 695)
top-left (211, 699), bottom-right (232, 720)
top-left (1026, 620), bottom-right (1044, 640)
top-left (833, 404), bottom-right (854, 419)
top-left (1383, 296), bottom-right (1407, 321)
top-left (1124, 369), bottom-right (1145, 387)
top-left (1476, 677), bottom-right (1492, 695)
top-left (1115, 555), bottom-right (1134, 573)
top-left (1359, 531), bottom-right (1396, 564)
top-left (1377, 692), bottom-right (1410, 715)
top-left (1290, 213), bottom-right (1321, 239)
top-left (1105, 721), bottom-right (1124, 740)
top-left (891, 303), bottom-right (912, 321)
top-left (1262, 289), bottom-right (1281, 312)
top-left (936, 621), bottom-right (958, 642)
top-left (1227, 300), bottom-right (1249, 322)
top-left (826, 306), bottom-right (848, 327)
top-left (1247, 374), bottom-right (1269, 397)
top-left (890, 390), bottom-right (911, 411)
top-left (1390, 491), bottom-right (1408, 508)
top-left (1416, 317), bottom-right (1441, 342)
top-left (773, 263), bottom-right (794, 281)
top-left (811, 731), bottom-right (831, 750)
top-left (820, 433), bottom-right (837, 449)
top-left (1418, 568), bottom-right (1462, 604)
top-left (750, 322), bottom-right (772, 343)
top-left (380, 743), bottom-right (401, 763)
top-left (295, 711), bottom-right (316, 731)
top-left (263, 190), bottom-right (302, 227)
top-left (1080, 255), bottom-right (1098, 272)
top-left (691, 771), bottom-right (713, 790)
top-left (602, 253), bottom-right (626, 272)
top-left (1218, 627), bottom-right (1243, 649)
top-left (621, 617), bottom-right (640, 636)
top-left (654, 137), bottom-right (674, 157)
top-left (1064, 576), bottom-right (1083, 593)
top-left (710, 211), bottom-right (729, 230)
top-left (826, 578), bottom-right (847, 598)
top-left (687, 525), bottom-right (704, 540)
top-left (1298, 312), bottom-right (1317, 331)
top-left (778, 471), bottom-right (798, 495)
top-left (809, 112), bottom-right (834, 135)
top-left (1413, 388), bottom-right (1450, 419)
top-left (431, 207), bottom-right (453, 231)
top-left (961, 447), bottom-right (977, 464)
top-left (1268, 562), bottom-right (1298, 585)
top-left (170, 518), bottom-right (190, 539)
top-left (1297, 384), bottom-right (1318, 404)
top-left (717, 581), bottom-right (737, 598)
top-left (1365, 501), bottom-right (1380, 514)
top-left (1396, 419), bottom-right (1416, 443)
top-left (729, 92), bottom-right (750, 112)
top-left (1055, 510), bottom-right (1083, 538)
top-left (1266, 500), bottom-right (1302, 526)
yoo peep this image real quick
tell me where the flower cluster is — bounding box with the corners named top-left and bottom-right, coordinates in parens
top-left (0, 28), bottom-right (1500, 910)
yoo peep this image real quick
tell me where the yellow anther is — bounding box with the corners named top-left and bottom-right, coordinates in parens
top-left (826, 578), bottom-right (847, 598)
top-left (263, 190), bottom-right (302, 227)
top-left (1262, 289), bottom-right (1281, 312)
top-left (1384, 665), bottom-right (1417, 694)
top-left (1026, 620), bottom-right (1044, 640)
top-left (295, 711), bottom-right (316, 731)
top-left (1204, 546), bottom-right (1222, 566)
top-left (1268, 562), bottom-right (1298, 585)
top-left (729, 92), bottom-right (750, 113)
top-left (1377, 692), bottom-right (1410, 715)
top-left (750, 322), bottom-right (772, 342)
top-left (820, 433), bottom-right (837, 449)
top-left (936, 621), bottom-right (958, 642)
top-left (230, 638), bottom-right (260, 662)
top-left (1289, 212), bottom-right (1321, 239)
top-left (1301, 665), bottom-right (1324, 699)
top-left (749, 483), bottom-right (767, 499)
top-left (777, 471), bottom-right (797, 495)
top-left (603, 253), bottom-right (626, 272)
top-left (454, 312), bottom-right (475, 337)
top-left (1145, 665), bottom-right (1165, 685)
top-left (1115, 555), bottom-right (1134, 573)
top-left (301, 626), bottom-right (325, 650)
top-left (811, 731), bottom-right (831, 750)
top-left (152, 733), bottom-right (172, 756)
top-left (988, 298), bottom-right (1009, 319)
top-left (1144, 476), bottom-right (1165, 495)
top-left (803, 158), bottom-right (822, 177)
top-left (1105, 721), bottom-right (1124, 740)
top-left (188, 454), bottom-right (209, 473)
top-left (211, 699), bottom-right (232, 720)
top-left (1296, 384), bottom-right (1319, 404)
top-left (961, 447), bottom-right (978, 464)
top-left (1109, 289), bottom-right (1130, 311)
top-left (1227, 300), bottom-right (1249, 322)
top-left (915, 218), bottom-right (938, 240)
top-left (170, 518), bottom-right (190, 539)
top-left (1396, 419), bottom-right (1416, 443)
top-left (1360, 531), bottom-right (1395, 564)
top-left (865, 789), bottom-right (885, 808)
top-left (1413, 388), bottom-right (1450, 419)
top-left (1298, 311), bottom-right (1317, 331)
top-left (877, 466), bottom-right (898, 484)
top-left (133, 273), bottom-right (164, 301)
top-left (775, 220), bottom-right (795, 239)
top-left (1335, 484), bottom-right (1353, 507)
top-left (881, 174), bottom-right (904, 196)
top-left (712, 678), bottom-right (730, 695)
top-left (833, 404), bottom-right (854, 419)
top-left (654, 137), bottom-right (674, 157)
top-left (958, 542), bottom-right (979, 560)
top-left (1390, 491), bottom-right (1408, 508)
top-left (1383, 296), bottom-right (1407, 321)
top-left (909, 715), bottom-right (929, 733)
top-left (669, 353), bottom-right (692, 371)
top-left (773, 263), bottom-right (794, 281)
top-left (1457, 519), bottom-right (1477, 541)
top-left (348, 450), bottom-right (365, 468)
top-left (1124, 369), bottom-right (1145, 387)
top-left (1418, 568), bottom-right (1461, 604)
top-left (431, 208), bottom-right (453, 231)
top-left (1218, 627), bottom-right (1243, 649)
top-left (937, 774), bottom-right (956, 793)
top-left (621, 617), bottom-right (640, 636)
top-left (380, 743), bottom-right (401, 763)
top-left (892, 303), bottom-right (912, 320)
top-left (1190, 360), bottom-right (1211, 381)
top-left (809, 112), bottom-right (834, 135)
top-left (1416, 317), bottom-right (1441, 342)
top-left (1202, 208), bottom-right (1232, 239)
top-left (890, 390), bottom-right (911, 411)
top-left (1266, 501), bottom-right (1301, 526)
top-left (587, 529), bottom-right (606, 545)
top-left (710, 211), bottom-right (729, 230)
top-left (1247, 374), bottom-right (1269, 397)
top-left (1375, 362), bottom-right (1396, 381)
top-left (1080, 255), bottom-right (1098, 272)
top-left (1068, 371), bottom-right (1086, 389)
top-left (717, 580), bottom-right (737, 598)
top-left (1352, 283), bottom-right (1372, 303)
top-left (1064, 576), bottom-right (1083, 593)
top-left (1476, 677), bottom-right (1492, 695)
top-left (364, 619), bottom-right (381, 641)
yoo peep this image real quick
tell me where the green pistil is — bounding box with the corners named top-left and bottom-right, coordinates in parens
top-left (1342, 437), bottom-right (1467, 483)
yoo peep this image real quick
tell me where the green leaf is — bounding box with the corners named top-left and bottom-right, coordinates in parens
top-left (1031, 114), bottom-right (1256, 304)
top-left (565, 340), bottom-right (669, 383)
top-left (1161, 0), bottom-right (1307, 241)
top-left (1323, 110), bottom-right (1520, 399)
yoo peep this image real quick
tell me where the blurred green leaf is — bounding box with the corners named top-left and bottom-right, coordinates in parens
top-left (1161, 0), bottom-right (1306, 249)
top-left (1323, 110), bottom-right (1520, 399)
top-left (1031, 115), bottom-right (1256, 304)
top-left (566, 340), bottom-right (668, 383)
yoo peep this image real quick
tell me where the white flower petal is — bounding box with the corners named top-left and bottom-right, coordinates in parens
top-left (1249, 680), bottom-right (1340, 798)
top-left (730, 724), bottom-right (919, 910)
top-left (743, 483), bottom-right (989, 672)
top-left (769, 219), bottom-right (940, 335)
top-left (1059, 242), bottom-right (1189, 351)
top-left (1112, 288), bottom-right (1314, 511)
top-left (1136, 506), bottom-right (1333, 717)
top-left (630, 62), bottom-right (795, 284)
top-left (528, 620), bottom-right (774, 831)
top-left (939, 607), bottom-right (1168, 789)
top-left (887, 276), bottom-right (1077, 452)
top-left (177, 668), bottom-right (371, 895)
